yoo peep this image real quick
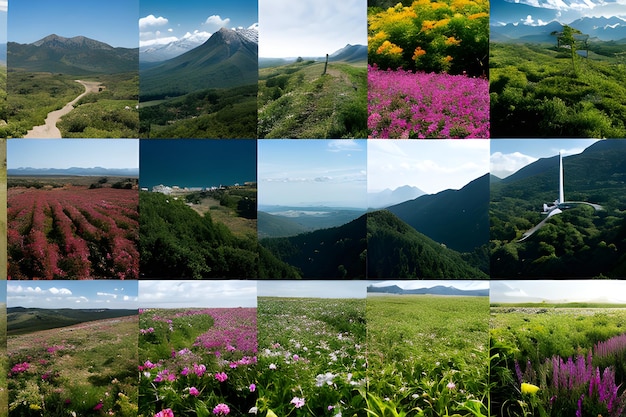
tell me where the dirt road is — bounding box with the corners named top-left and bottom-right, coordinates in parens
top-left (23, 80), bottom-right (102, 138)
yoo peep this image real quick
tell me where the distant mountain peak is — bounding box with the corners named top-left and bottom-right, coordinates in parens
top-left (31, 34), bottom-right (115, 50)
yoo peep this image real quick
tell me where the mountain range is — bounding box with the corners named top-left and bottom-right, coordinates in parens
top-left (140, 27), bottom-right (258, 99)
top-left (368, 185), bottom-right (425, 209)
top-left (259, 44), bottom-right (367, 68)
top-left (367, 284), bottom-right (489, 296)
top-left (8, 34), bottom-right (138, 74)
top-left (491, 17), bottom-right (626, 43)
top-left (8, 167), bottom-right (139, 177)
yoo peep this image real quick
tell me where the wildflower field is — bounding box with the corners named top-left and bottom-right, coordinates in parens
top-left (7, 186), bottom-right (139, 280)
top-left (7, 315), bottom-right (138, 416)
top-left (138, 308), bottom-right (257, 417)
top-left (490, 306), bottom-right (626, 417)
top-left (257, 297), bottom-right (367, 416)
top-left (366, 294), bottom-right (490, 416)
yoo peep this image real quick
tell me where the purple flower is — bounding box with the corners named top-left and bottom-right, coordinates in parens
top-left (189, 387), bottom-right (200, 397)
top-left (249, 383), bottom-right (256, 392)
top-left (291, 397), bottom-right (305, 408)
top-left (215, 372), bottom-right (228, 382)
top-left (213, 403), bottom-right (230, 416)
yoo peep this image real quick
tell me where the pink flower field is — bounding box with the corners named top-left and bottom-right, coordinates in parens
top-left (368, 65), bottom-right (489, 139)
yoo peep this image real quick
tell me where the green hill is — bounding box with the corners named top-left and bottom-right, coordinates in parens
top-left (367, 210), bottom-right (489, 279)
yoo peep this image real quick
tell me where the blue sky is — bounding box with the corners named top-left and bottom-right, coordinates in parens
top-left (0, 1), bottom-right (6, 44)
top-left (368, 139), bottom-right (490, 195)
top-left (258, 280), bottom-right (367, 298)
top-left (259, 0), bottom-right (366, 58)
top-left (490, 138), bottom-right (599, 179)
top-left (491, 0), bottom-right (626, 26)
top-left (8, 0), bottom-right (139, 48)
top-left (8, 139), bottom-right (139, 170)
top-left (258, 139), bottom-right (367, 208)
top-left (139, 281), bottom-right (257, 308)
top-left (140, 0), bottom-right (257, 47)
top-left (491, 280), bottom-right (626, 303)
top-left (7, 280), bottom-right (138, 309)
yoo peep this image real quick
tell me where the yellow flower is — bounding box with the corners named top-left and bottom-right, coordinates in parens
top-left (445, 36), bottom-right (461, 46)
top-left (267, 410), bottom-right (278, 417)
top-left (521, 382), bottom-right (540, 395)
top-left (412, 46), bottom-right (426, 60)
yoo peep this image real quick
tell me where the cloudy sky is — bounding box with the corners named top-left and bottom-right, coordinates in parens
top-left (368, 139), bottom-right (489, 195)
top-left (258, 139), bottom-right (367, 208)
top-left (491, 280), bottom-right (626, 303)
top-left (8, 139), bottom-right (139, 170)
top-left (139, 281), bottom-right (256, 308)
top-left (9, 0), bottom-right (138, 48)
top-left (491, 0), bottom-right (626, 26)
top-left (140, 0), bottom-right (257, 48)
top-left (490, 138), bottom-right (599, 179)
top-left (258, 280), bottom-right (367, 298)
top-left (7, 281), bottom-right (138, 309)
top-left (0, 1), bottom-right (6, 44)
top-left (259, 0), bottom-right (366, 58)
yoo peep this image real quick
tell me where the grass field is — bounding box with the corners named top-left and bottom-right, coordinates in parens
top-left (367, 295), bottom-right (490, 416)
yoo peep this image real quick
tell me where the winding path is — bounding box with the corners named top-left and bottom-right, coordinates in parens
top-left (24, 80), bottom-right (103, 138)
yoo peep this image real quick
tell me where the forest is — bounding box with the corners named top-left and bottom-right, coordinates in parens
top-left (490, 41), bottom-right (626, 138)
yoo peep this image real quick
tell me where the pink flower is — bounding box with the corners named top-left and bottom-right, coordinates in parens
top-left (215, 372), bottom-right (228, 382)
top-left (447, 382), bottom-right (456, 390)
top-left (155, 409), bottom-right (175, 417)
top-left (293, 354), bottom-right (300, 361)
top-left (291, 397), bottom-right (305, 408)
top-left (93, 402), bottom-right (103, 411)
top-left (189, 386), bottom-right (200, 396)
top-left (213, 403), bottom-right (230, 416)
top-left (249, 383), bottom-right (256, 392)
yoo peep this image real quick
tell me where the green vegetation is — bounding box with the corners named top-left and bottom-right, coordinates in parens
top-left (258, 61), bottom-right (367, 138)
top-left (139, 84), bottom-right (257, 138)
top-left (367, 295), bottom-right (489, 416)
top-left (490, 42), bottom-right (626, 137)
top-left (140, 191), bottom-right (298, 279)
top-left (368, 210), bottom-right (489, 279)
top-left (259, 214), bottom-right (366, 279)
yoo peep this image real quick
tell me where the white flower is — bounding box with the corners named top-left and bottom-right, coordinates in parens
top-left (248, 407), bottom-right (258, 414)
top-left (315, 372), bottom-right (335, 387)
top-left (269, 363), bottom-right (277, 370)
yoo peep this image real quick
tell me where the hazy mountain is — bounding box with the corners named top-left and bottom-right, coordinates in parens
top-left (367, 210), bottom-right (489, 279)
top-left (367, 284), bottom-right (489, 296)
top-left (368, 185), bottom-right (426, 209)
top-left (140, 27), bottom-right (258, 99)
top-left (328, 44), bottom-right (367, 63)
top-left (8, 167), bottom-right (139, 177)
top-left (259, 206), bottom-right (367, 232)
top-left (491, 17), bottom-right (626, 43)
top-left (258, 211), bottom-right (309, 238)
top-left (8, 34), bottom-right (138, 74)
top-left (386, 174), bottom-right (490, 253)
top-left (259, 214), bottom-right (367, 278)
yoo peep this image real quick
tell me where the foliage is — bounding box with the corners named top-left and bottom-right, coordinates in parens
top-left (490, 42), bottom-right (626, 138)
top-left (139, 308), bottom-right (257, 417)
top-left (257, 297), bottom-right (366, 416)
top-left (258, 61), bottom-right (367, 139)
top-left (367, 295), bottom-right (490, 416)
top-left (368, 0), bottom-right (489, 76)
top-left (8, 315), bottom-right (138, 417)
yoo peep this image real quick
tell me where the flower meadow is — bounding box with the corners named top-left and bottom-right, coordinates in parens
top-left (7, 186), bottom-right (139, 279)
top-left (7, 315), bottom-right (138, 417)
top-left (138, 308), bottom-right (257, 417)
top-left (490, 307), bottom-right (626, 417)
top-left (368, 65), bottom-right (489, 138)
top-left (257, 297), bottom-right (367, 417)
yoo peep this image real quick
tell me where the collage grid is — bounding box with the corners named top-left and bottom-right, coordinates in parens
top-left (0, 0), bottom-right (625, 416)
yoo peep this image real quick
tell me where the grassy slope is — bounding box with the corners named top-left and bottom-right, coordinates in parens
top-left (258, 61), bottom-right (367, 138)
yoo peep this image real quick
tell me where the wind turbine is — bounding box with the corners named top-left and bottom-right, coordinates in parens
top-left (517, 152), bottom-right (602, 242)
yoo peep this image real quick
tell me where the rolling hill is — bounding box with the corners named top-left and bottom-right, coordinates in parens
top-left (8, 34), bottom-right (138, 74)
top-left (367, 210), bottom-right (489, 279)
top-left (140, 27), bottom-right (257, 100)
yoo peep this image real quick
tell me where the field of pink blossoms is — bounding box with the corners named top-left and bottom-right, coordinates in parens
top-left (368, 65), bottom-right (489, 139)
top-left (139, 308), bottom-right (257, 417)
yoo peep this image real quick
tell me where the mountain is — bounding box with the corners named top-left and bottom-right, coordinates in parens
top-left (328, 44), bottom-right (367, 63)
top-left (386, 174), bottom-right (490, 253)
top-left (258, 206), bottom-right (367, 232)
top-left (490, 139), bottom-right (626, 278)
top-left (8, 34), bottom-right (138, 74)
top-left (140, 27), bottom-right (258, 99)
top-left (8, 167), bottom-right (139, 177)
top-left (367, 210), bottom-right (489, 279)
top-left (367, 284), bottom-right (489, 296)
top-left (257, 211), bottom-right (310, 238)
top-left (492, 17), bottom-right (626, 43)
top-left (368, 185), bottom-right (426, 209)
top-left (259, 214), bottom-right (367, 278)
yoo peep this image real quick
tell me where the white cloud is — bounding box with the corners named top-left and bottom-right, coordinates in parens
top-left (204, 15), bottom-right (231, 31)
top-left (182, 30), bottom-right (212, 43)
top-left (49, 287), bottom-right (72, 295)
top-left (0, 1), bottom-right (6, 12)
top-left (327, 139), bottom-right (364, 153)
top-left (490, 151), bottom-right (538, 179)
top-left (139, 14), bottom-right (169, 31)
top-left (97, 292), bottom-right (118, 299)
